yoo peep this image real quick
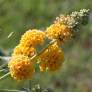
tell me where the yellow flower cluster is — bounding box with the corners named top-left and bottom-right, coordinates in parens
top-left (39, 43), bottom-right (64, 71)
top-left (7, 9), bottom-right (89, 81)
top-left (20, 29), bottom-right (45, 47)
top-left (8, 27), bottom-right (66, 80)
top-left (8, 25), bottom-right (67, 80)
top-left (8, 29), bottom-right (46, 81)
top-left (12, 29), bottom-right (45, 57)
top-left (46, 23), bottom-right (72, 44)
top-left (8, 55), bottom-right (35, 81)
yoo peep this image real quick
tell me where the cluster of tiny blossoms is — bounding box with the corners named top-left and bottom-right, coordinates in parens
top-left (46, 23), bottom-right (73, 44)
top-left (39, 43), bottom-right (64, 71)
top-left (8, 9), bottom-right (89, 81)
top-left (8, 55), bottom-right (35, 80)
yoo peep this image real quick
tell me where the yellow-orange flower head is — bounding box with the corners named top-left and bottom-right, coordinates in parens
top-left (8, 55), bottom-right (35, 81)
top-left (39, 43), bottom-right (64, 71)
top-left (12, 44), bottom-right (36, 57)
top-left (46, 23), bottom-right (72, 44)
top-left (20, 29), bottom-right (45, 47)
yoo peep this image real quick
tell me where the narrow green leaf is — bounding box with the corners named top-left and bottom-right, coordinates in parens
top-left (0, 72), bottom-right (10, 81)
top-left (0, 63), bottom-right (8, 69)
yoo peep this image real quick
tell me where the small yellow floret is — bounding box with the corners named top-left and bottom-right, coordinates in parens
top-left (8, 55), bottom-right (35, 81)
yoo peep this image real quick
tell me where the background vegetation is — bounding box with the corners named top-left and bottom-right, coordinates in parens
top-left (0, 0), bottom-right (92, 92)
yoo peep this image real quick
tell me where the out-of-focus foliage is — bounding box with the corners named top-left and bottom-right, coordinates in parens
top-left (0, 0), bottom-right (92, 48)
top-left (0, 0), bottom-right (92, 92)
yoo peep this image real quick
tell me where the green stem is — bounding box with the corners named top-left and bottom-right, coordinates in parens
top-left (30, 39), bottom-right (56, 60)
top-left (0, 89), bottom-right (26, 92)
top-left (0, 69), bottom-right (7, 72)
top-left (38, 39), bottom-right (56, 56)
top-left (23, 80), bottom-right (31, 92)
top-left (0, 72), bottom-right (10, 80)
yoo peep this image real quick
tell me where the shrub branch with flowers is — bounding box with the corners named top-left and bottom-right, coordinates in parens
top-left (0, 9), bottom-right (90, 92)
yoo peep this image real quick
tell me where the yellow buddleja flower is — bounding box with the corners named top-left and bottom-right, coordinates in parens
top-left (8, 55), bottom-right (35, 81)
top-left (12, 44), bottom-right (36, 57)
top-left (46, 23), bottom-right (73, 44)
top-left (20, 29), bottom-right (45, 47)
top-left (39, 43), bottom-right (64, 71)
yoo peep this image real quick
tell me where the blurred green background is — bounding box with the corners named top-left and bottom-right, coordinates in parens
top-left (0, 0), bottom-right (92, 92)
